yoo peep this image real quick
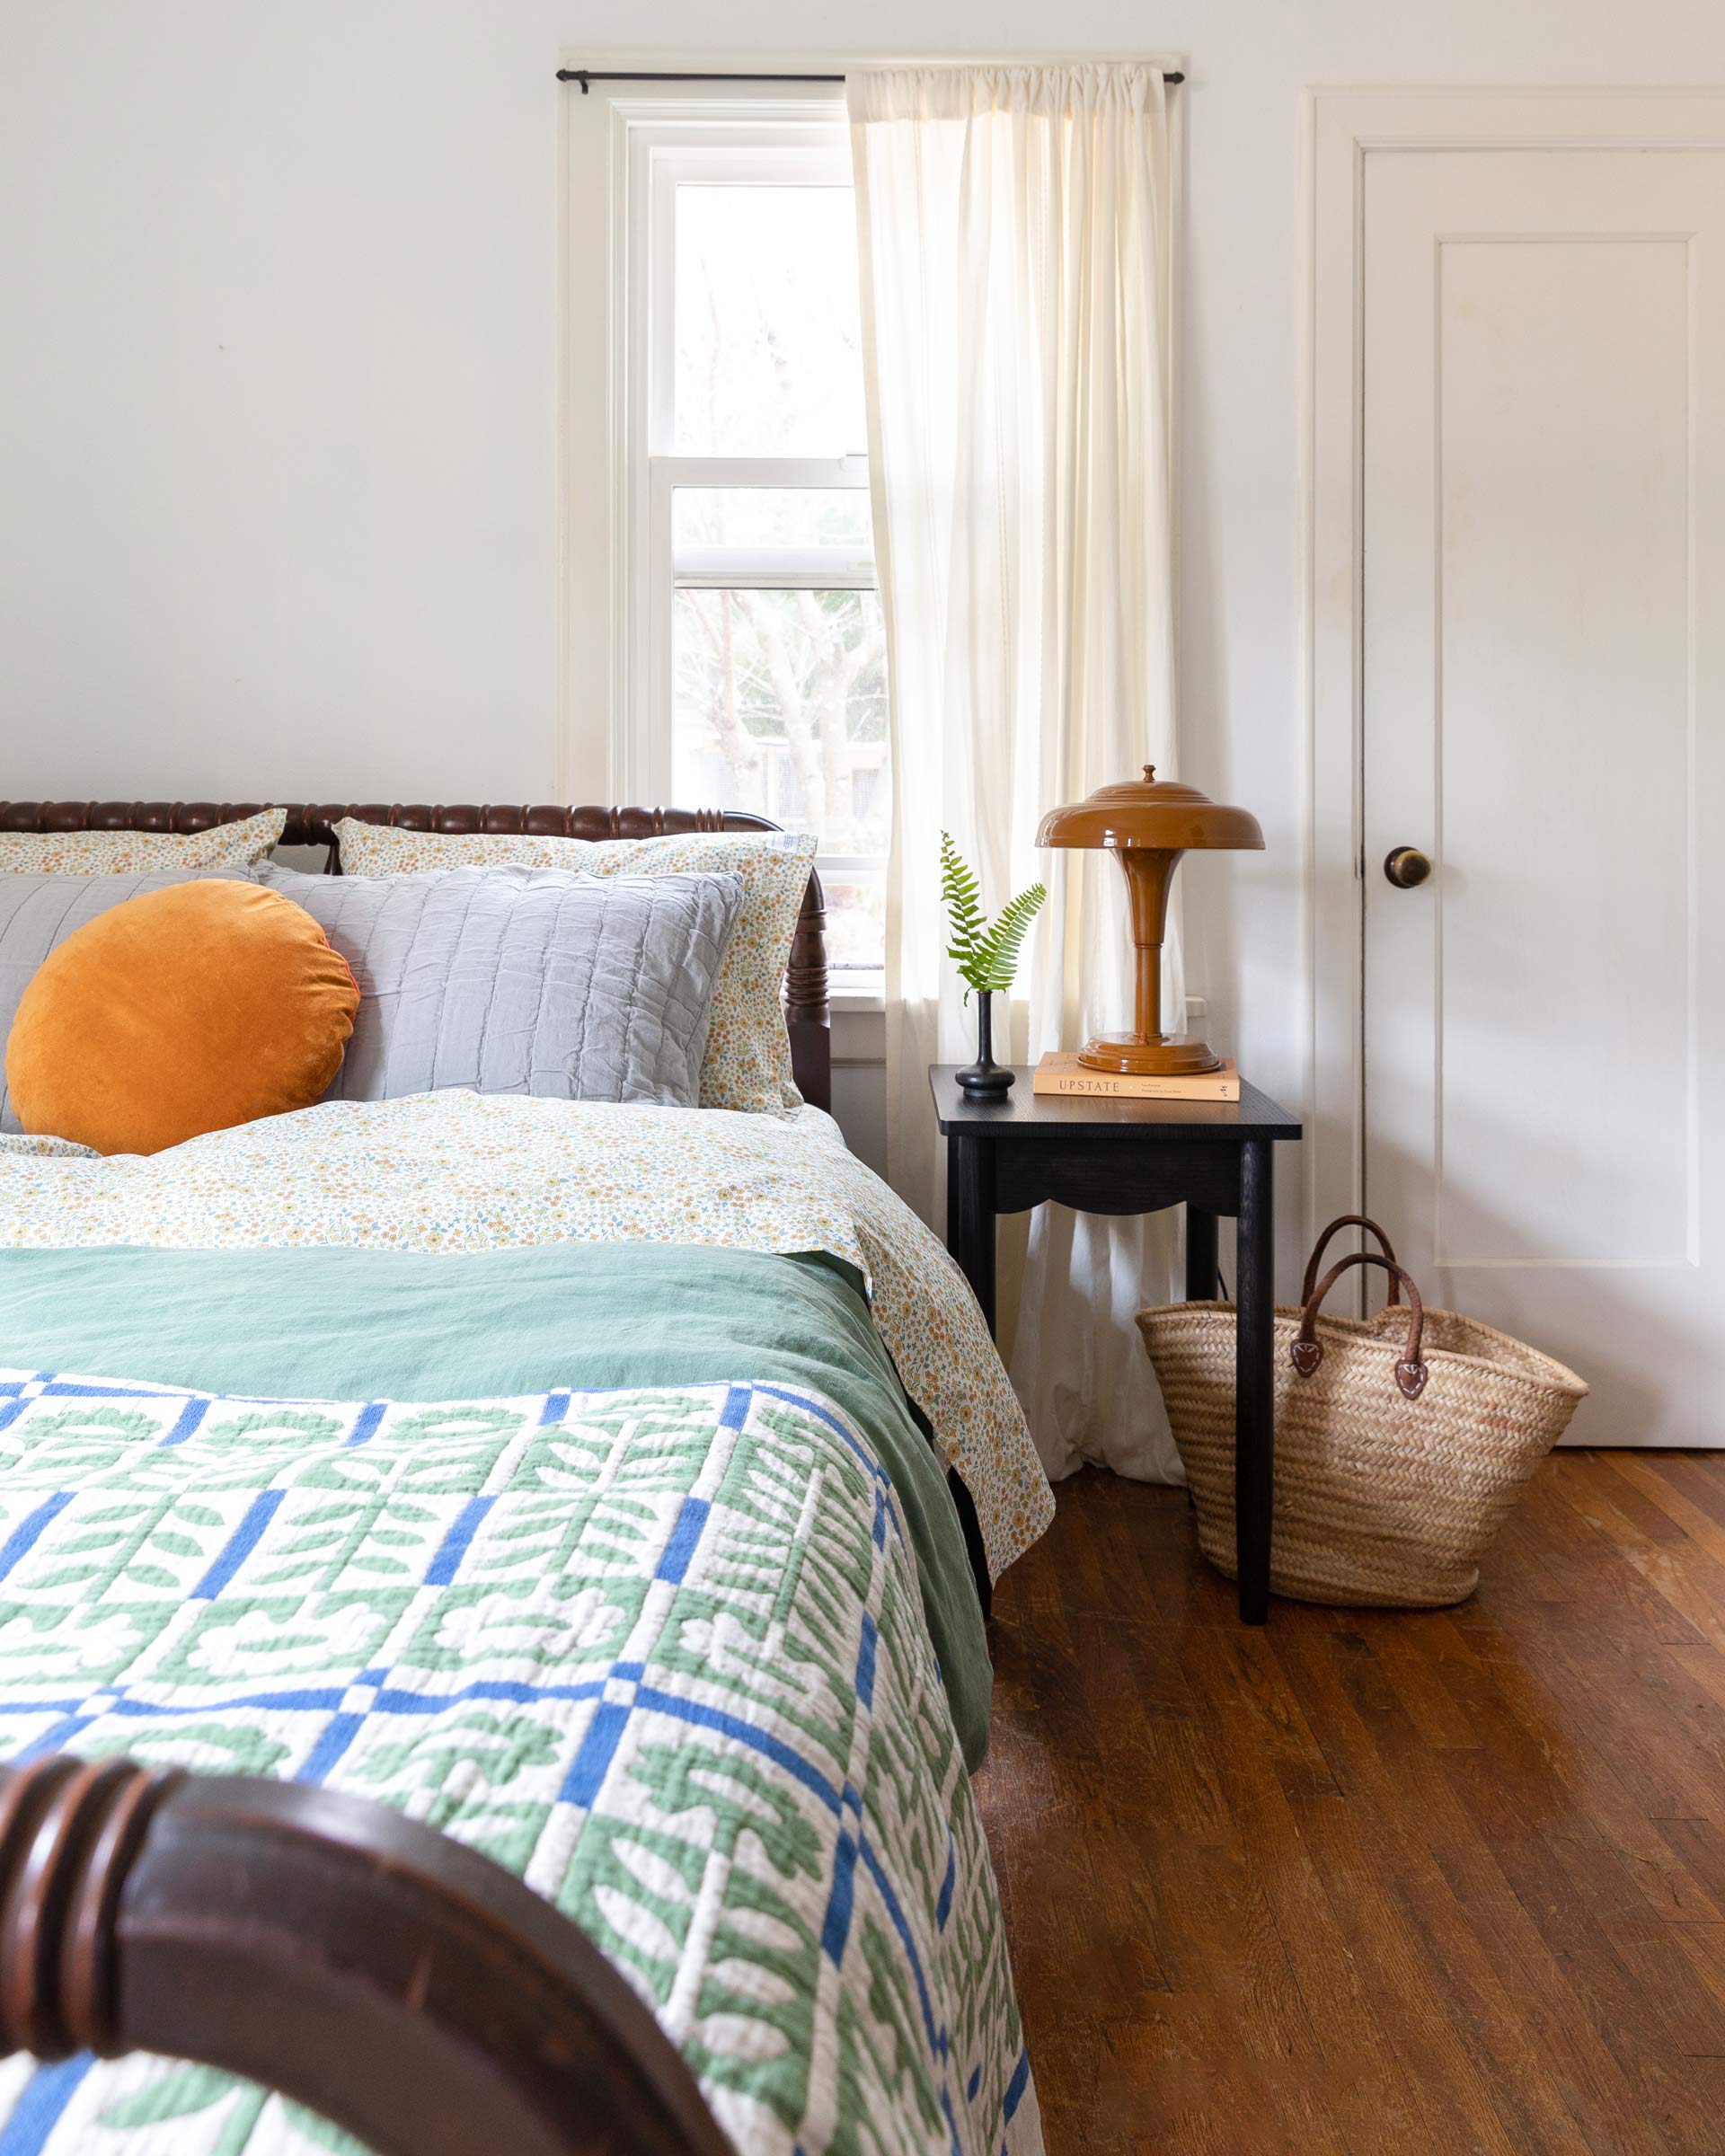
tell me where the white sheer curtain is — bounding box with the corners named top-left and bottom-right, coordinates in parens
top-left (850, 61), bottom-right (1184, 1481)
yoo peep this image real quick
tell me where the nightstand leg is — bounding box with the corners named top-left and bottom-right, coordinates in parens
top-left (1185, 1206), bottom-right (1219, 1301)
top-left (1235, 1138), bottom-right (1275, 1624)
top-left (946, 1135), bottom-right (997, 1337)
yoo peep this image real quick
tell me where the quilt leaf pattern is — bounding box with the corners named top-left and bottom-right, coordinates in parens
top-left (0, 1368), bottom-right (1041, 2156)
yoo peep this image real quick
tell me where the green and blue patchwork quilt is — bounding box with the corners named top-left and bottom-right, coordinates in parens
top-left (0, 1365), bottom-right (1042, 2156)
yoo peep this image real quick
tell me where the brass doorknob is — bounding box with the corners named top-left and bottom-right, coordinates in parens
top-left (1384, 846), bottom-right (1432, 888)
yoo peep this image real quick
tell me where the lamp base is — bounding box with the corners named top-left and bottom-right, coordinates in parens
top-left (1078, 1031), bottom-right (1222, 1078)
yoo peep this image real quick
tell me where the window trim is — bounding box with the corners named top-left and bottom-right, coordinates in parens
top-left (608, 102), bottom-right (888, 979)
top-left (616, 110), bottom-right (869, 806)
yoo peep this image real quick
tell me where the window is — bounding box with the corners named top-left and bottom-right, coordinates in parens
top-left (624, 118), bottom-right (887, 984)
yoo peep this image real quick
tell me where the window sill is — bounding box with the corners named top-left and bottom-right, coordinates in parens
top-left (828, 976), bottom-right (885, 1014)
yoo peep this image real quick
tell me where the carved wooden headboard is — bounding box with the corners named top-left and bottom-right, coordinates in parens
top-left (0, 801), bottom-right (831, 1111)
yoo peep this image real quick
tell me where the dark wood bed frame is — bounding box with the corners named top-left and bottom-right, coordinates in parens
top-left (0, 801), bottom-right (831, 1112)
top-left (0, 1754), bottom-right (730, 2155)
top-left (0, 799), bottom-right (834, 2147)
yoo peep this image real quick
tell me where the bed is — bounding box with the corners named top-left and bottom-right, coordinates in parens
top-left (0, 800), bottom-right (1052, 2156)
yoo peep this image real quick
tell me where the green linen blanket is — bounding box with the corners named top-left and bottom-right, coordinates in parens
top-left (0, 1097), bottom-right (1057, 1579)
top-left (0, 1242), bottom-right (988, 1758)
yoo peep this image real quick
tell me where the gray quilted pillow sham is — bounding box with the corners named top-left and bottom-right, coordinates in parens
top-left (0, 868), bottom-right (259, 1134)
top-left (255, 863), bottom-right (744, 1108)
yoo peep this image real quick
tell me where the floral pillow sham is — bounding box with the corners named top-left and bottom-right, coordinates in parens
top-left (332, 820), bottom-right (817, 1115)
top-left (0, 808), bottom-right (286, 875)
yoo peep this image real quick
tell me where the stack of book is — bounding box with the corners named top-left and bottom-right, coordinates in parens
top-left (1032, 1052), bottom-right (1240, 1101)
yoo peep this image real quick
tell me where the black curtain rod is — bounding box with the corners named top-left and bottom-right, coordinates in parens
top-left (557, 66), bottom-right (1184, 91)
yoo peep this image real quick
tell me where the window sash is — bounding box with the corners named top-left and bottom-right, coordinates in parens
top-left (645, 140), bottom-right (862, 464)
top-left (629, 123), bottom-right (864, 800)
top-left (672, 551), bottom-right (876, 590)
top-left (649, 460), bottom-right (880, 802)
top-left (622, 110), bottom-right (887, 986)
top-left (657, 453), bottom-right (876, 590)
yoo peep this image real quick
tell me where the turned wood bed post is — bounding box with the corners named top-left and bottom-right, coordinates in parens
top-left (0, 1755), bottom-right (729, 2156)
top-left (0, 799), bottom-right (833, 1112)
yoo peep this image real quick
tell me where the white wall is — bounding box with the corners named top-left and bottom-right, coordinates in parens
top-left (5, 0), bottom-right (1725, 1206)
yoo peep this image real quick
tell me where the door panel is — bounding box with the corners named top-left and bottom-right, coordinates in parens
top-left (1363, 150), bottom-right (1723, 1444)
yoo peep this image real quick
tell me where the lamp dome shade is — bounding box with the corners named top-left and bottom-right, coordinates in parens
top-left (1036, 766), bottom-right (1263, 853)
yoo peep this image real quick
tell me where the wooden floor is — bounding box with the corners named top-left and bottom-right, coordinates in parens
top-left (973, 1454), bottom-right (1725, 2155)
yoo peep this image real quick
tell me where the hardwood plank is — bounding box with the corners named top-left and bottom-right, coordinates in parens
top-left (978, 1462), bottom-right (1725, 2153)
top-left (1271, 1630), bottom-right (1584, 2153)
top-left (1174, 1626), bottom-right (1435, 2153)
top-left (1449, 1600), bottom-right (1725, 1828)
top-left (1608, 1453), bottom-right (1725, 1564)
top-left (1457, 1891), bottom-right (1679, 2156)
top-left (1491, 1460), bottom-right (1709, 1653)
top-left (1554, 1454), bottom-right (1725, 1650)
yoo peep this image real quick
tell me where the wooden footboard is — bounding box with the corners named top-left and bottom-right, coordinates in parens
top-left (0, 1755), bottom-right (730, 2156)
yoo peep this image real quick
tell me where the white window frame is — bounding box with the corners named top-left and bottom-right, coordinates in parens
top-left (577, 96), bottom-right (888, 981)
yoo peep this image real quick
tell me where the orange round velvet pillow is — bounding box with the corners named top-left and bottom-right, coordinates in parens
top-left (6, 880), bottom-right (359, 1155)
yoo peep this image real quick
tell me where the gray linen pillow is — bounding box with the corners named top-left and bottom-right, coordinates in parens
top-left (255, 863), bottom-right (744, 1108)
top-left (0, 868), bottom-right (259, 1133)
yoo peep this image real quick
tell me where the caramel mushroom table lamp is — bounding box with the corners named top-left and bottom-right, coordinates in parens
top-left (1036, 766), bottom-right (1264, 1076)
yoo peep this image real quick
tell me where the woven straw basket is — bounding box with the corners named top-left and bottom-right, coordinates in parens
top-left (1137, 1215), bottom-right (1589, 1608)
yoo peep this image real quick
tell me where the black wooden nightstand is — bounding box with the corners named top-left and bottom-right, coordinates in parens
top-left (930, 1065), bottom-right (1303, 1623)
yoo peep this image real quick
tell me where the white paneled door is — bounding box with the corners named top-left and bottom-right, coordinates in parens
top-left (1361, 146), bottom-right (1724, 1445)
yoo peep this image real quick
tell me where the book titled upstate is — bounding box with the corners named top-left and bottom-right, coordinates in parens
top-left (1033, 1053), bottom-right (1241, 1101)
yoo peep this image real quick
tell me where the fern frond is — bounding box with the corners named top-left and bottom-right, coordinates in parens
top-left (939, 832), bottom-right (988, 945)
top-left (940, 832), bottom-right (1047, 1002)
top-left (973, 880), bottom-right (1047, 994)
top-left (940, 831), bottom-right (992, 996)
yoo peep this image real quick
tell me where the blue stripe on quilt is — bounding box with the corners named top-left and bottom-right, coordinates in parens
top-left (423, 1495), bottom-right (493, 1586)
top-left (157, 1396), bottom-right (208, 1447)
top-left (296, 1710), bottom-right (367, 1786)
top-left (0, 2056), bottom-right (92, 2154)
top-left (936, 1830), bottom-right (957, 1931)
top-left (855, 1613), bottom-right (878, 1711)
top-left (633, 1687), bottom-right (842, 1815)
top-left (343, 1400), bottom-right (387, 1448)
top-left (754, 1383), bottom-right (910, 1555)
top-left (559, 1701), bottom-right (631, 1807)
top-left (190, 1489), bottom-right (284, 1599)
top-left (821, 1831), bottom-right (859, 1964)
top-left (0, 1495), bottom-right (73, 1584)
top-left (655, 1497), bottom-right (710, 1585)
top-left (861, 1832), bottom-right (939, 2053)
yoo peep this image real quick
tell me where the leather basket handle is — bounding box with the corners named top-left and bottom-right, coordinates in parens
top-left (1291, 1250), bottom-right (1428, 1400)
top-left (1302, 1215), bottom-right (1402, 1307)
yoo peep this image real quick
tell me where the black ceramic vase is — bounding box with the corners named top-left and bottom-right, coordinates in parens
top-left (956, 991), bottom-right (1014, 1098)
